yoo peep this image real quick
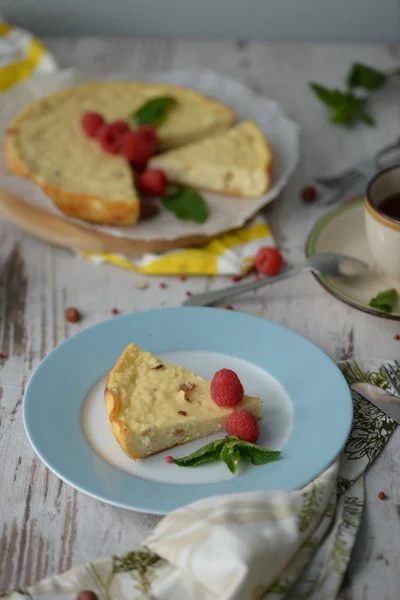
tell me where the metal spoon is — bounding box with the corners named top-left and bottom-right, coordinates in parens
top-left (182, 253), bottom-right (369, 307)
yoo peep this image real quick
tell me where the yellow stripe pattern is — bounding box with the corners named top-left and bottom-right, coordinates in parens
top-left (82, 221), bottom-right (275, 275)
top-left (0, 21), bottom-right (51, 92)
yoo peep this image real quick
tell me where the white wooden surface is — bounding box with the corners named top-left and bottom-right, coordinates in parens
top-left (1, 39), bottom-right (400, 599)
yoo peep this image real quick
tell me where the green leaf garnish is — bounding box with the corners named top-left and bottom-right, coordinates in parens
top-left (128, 96), bottom-right (176, 128)
top-left (220, 441), bottom-right (241, 474)
top-left (162, 184), bottom-right (209, 224)
top-left (347, 63), bottom-right (387, 91)
top-left (369, 288), bottom-right (398, 313)
top-left (309, 84), bottom-right (374, 127)
top-left (172, 435), bottom-right (281, 473)
top-left (309, 62), bottom-right (394, 128)
top-left (172, 438), bottom-right (226, 467)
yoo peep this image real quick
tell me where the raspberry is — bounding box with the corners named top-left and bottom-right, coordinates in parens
top-left (98, 124), bottom-right (121, 154)
top-left (255, 247), bottom-right (283, 276)
top-left (210, 369), bottom-right (244, 407)
top-left (138, 169), bottom-right (168, 197)
top-left (109, 120), bottom-right (130, 138)
top-left (225, 409), bottom-right (259, 443)
top-left (121, 131), bottom-right (154, 163)
top-left (81, 112), bottom-right (105, 137)
top-left (137, 125), bottom-right (159, 150)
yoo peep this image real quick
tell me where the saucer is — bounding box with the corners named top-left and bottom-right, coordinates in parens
top-left (306, 200), bottom-right (400, 320)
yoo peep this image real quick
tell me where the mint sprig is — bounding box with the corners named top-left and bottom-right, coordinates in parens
top-left (369, 288), bottom-right (398, 313)
top-left (171, 438), bottom-right (226, 467)
top-left (220, 442), bottom-right (241, 474)
top-left (310, 62), bottom-right (398, 128)
top-left (172, 436), bottom-right (281, 474)
top-left (162, 184), bottom-right (209, 224)
top-left (128, 96), bottom-right (176, 128)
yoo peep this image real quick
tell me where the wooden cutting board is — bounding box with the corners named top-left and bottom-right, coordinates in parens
top-left (0, 187), bottom-right (210, 256)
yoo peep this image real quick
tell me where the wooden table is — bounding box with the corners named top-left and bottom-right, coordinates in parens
top-left (1, 38), bottom-right (400, 600)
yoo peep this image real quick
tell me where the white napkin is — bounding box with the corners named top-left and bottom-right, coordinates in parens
top-left (6, 359), bottom-right (397, 600)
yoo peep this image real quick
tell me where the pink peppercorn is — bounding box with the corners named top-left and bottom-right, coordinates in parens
top-left (185, 291), bottom-right (192, 297)
top-left (231, 275), bottom-right (241, 282)
top-left (165, 456), bottom-right (173, 463)
top-left (178, 275), bottom-right (186, 282)
top-left (159, 282), bottom-right (167, 289)
top-left (378, 491), bottom-right (386, 500)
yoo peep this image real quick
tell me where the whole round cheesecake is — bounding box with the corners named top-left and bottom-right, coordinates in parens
top-left (4, 81), bottom-right (235, 225)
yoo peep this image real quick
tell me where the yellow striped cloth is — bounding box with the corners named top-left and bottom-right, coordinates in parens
top-left (82, 219), bottom-right (275, 276)
top-left (0, 19), bottom-right (275, 275)
top-left (0, 20), bottom-right (57, 91)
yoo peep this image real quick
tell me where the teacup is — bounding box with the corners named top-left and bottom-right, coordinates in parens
top-left (365, 165), bottom-right (400, 282)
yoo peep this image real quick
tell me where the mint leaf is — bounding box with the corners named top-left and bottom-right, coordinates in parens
top-left (236, 441), bottom-right (281, 466)
top-left (221, 442), bottom-right (241, 474)
top-left (172, 438), bottom-right (226, 467)
top-left (310, 84), bottom-right (375, 127)
top-left (162, 184), bottom-right (209, 224)
top-left (357, 108), bottom-right (375, 126)
top-left (347, 96), bottom-right (375, 126)
top-left (128, 96), bottom-right (176, 128)
top-left (172, 435), bottom-right (280, 473)
top-left (369, 288), bottom-right (398, 313)
top-left (310, 85), bottom-right (354, 126)
top-left (310, 84), bottom-right (344, 107)
top-left (329, 101), bottom-right (354, 127)
top-left (347, 63), bottom-right (387, 91)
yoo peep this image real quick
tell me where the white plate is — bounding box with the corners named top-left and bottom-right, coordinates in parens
top-left (82, 350), bottom-right (293, 486)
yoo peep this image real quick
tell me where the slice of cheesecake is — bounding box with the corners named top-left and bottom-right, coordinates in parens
top-left (105, 343), bottom-right (262, 459)
top-left (150, 120), bottom-right (273, 197)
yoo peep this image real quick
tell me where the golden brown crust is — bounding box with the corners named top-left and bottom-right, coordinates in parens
top-left (104, 387), bottom-right (136, 455)
top-left (4, 136), bottom-right (139, 225)
top-left (104, 349), bottom-right (140, 458)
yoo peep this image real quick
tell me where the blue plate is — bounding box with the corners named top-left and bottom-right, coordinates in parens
top-left (23, 308), bottom-right (352, 514)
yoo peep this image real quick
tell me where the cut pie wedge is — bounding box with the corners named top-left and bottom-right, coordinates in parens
top-left (105, 343), bottom-right (262, 459)
top-left (150, 120), bottom-right (273, 197)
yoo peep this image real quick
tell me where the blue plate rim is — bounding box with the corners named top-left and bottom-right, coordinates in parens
top-left (23, 307), bottom-right (353, 514)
